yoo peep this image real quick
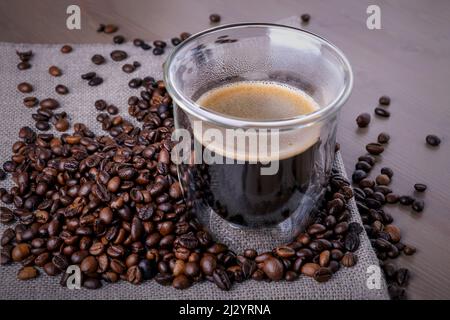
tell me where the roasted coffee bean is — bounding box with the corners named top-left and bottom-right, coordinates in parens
top-left (356, 113), bottom-right (371, 128)
top-left (262, 256), bottom-right (284, 281)
top-left (88, 76), bottom-right (103, 86)
top-left (378, 132), bottom-right (390, 144)
top-left (153, 40), bottom-right (167, 48)
top-left (399, 195), bottom-right (414, 205)
top-left (12, 243), bottom-right (30, 262)
top-left (55, 84), bottom-right (69, 95)
top-left (209, 14), bottom-right (221, 23)
top-left (344, 233), bottom-right (360, 252)
top-left (0, 207), bottom-right (14, 224)
top-left (128, 78), bottom-right (142, 88)
top-left (23, 96), bottom-right (38, 108)
top-left (376, 174), bottom-right (390, 186)
top-left (61, 45), bottom-right (73, 53)
top-left (133, 39), bottom-right (144, 47)
top-left (104, 24), bottom-right (118, 34)
top-left (18, 82), bottom-right (33, 93)
top-left (352, 170), bottom-right (367, 183)
top-left (414, 183), bottom-right (427, 192)
top-left (384, 224), bottom-right (401, 243)
top-left (403, 245), bottom-right (416, 256)
top-left (83, 277), bottom-right (102, 289)
top-left (301, 263), bottom-right (320, 277)
top-left (91, 54), bottom-right (106, 65)
top-left (412, 200), bottom-right (424, 212)
top-left (172, 274), bottom-right (191, 289)
top-left (341, 252), bottom-right (357, 267)
top-left (106, 105), bottom-right (119, 115)
top-left (313, 267), bottom-right (332, 282)
top-left (110, 50), bottom-right (128, 61)
top-left (55, 117), bottom-right (69, 132)
top-left (379, 95), bottom-right (391, 105)
top-left (386, 193), bottom-right (399, 204)
top-left (300, 13), bottom-right (311, 23)
top-left (122, 64), bottom-right (135, 73)
top-left (355, 161), bottom-right (372, 172)
top-left (81, 256), bottom-right (98, 273)
top-left (49, 66), bottom-right (62, 77)
top-left (380, 167), bottom-right (394, 178)
top-left (17, 61), bottom-right (31, 70)
top-left (375, 107), bottom-right (390, 117)
top-left (366, 143), bottom-right (384, 155)
top-left (426, 134), bottom-right (441, 146)
top-left (52, 254), bottom-right (69, 271)
top-left (113, 35), bottom-right (125, 44)
top-left (307, 223), bottom-right (326, 235)
top-left (171, 37), bottom-right (181, 46)
top-left (153, 47), bottom-right (164, 56)
top-left (81, 72), bottom-right (96, 80)
top-left (43, 262), bottom-right (60, 276)
top-left (126, 265), bottom-right (143, 284)
top-left (180, 32), bottom-right (191, 41)
top-left (17, 266), bottom-right (38, 280)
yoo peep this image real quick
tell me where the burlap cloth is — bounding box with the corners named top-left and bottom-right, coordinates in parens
top-left (0, 17), bottom-right (389, 300)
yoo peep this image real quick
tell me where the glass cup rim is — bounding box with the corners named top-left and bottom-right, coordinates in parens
top-left (163, 22), bottom-right (353, 129)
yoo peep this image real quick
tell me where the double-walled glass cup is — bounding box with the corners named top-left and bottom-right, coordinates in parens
top-left (164, 23), bottom-right (353, 248)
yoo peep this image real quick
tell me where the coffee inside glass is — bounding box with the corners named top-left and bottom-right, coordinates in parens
top-left (164, 23), bottom-right (353, 241)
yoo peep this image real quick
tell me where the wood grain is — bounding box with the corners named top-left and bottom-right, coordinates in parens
top-left (1, 0), bottom-right (449, 299)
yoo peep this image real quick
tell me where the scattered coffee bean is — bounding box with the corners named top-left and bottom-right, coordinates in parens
top-left (341, 252), bottom-right (357, 267)
top-left (104, 24), bottom-right (118, 34)
top-left (17, 61), bottom-right (31, 70)
top-left (110, 50), bottom-right (128, 61)
top-left (91, 54), bottom-right (106, 65)
top-left (366, 143), bottom-right (384, 155)
top-left (425, 134), bottom-right (441, 146)
top-left (399, 195), bottom-right (414, 206)
top-left (301, 13), bottom-right (311, 23)
top-left (403, 245), bottom-right (416, 256)
top-left (133, 39), bottom-right (144, 47)
top-left (88, 77), bottom-right (103, 86)
top-left (412, 200), bottom-right (424, 212)
top-left (17, 82), bottom-right (33, 93)
top-left (141, 43), bottom-right (152, 50)
top-left (375, 107), bottom-right (390, 117)
top-left (55, 117), bottom-right (70, 132)
top-left (23, 96), bottom-right (38, 108)
top-left (128, 78), bottom-right (142, 89)
top-left (55, 84), bottom-right (69, 95)
top-left (106, 105), bottom-right (119, 115)
top-left (153, 40), bottom-right (167, 48)
top-left (49, 66), bottom-right (62, 77)
top-left (113, 35), bottom-right (125, 44)
top-left (17, 266), bottom-right (38, 280)
top-left (122, 64), bottom-right (135, 73)
top-left (379, 95), bottom-right (391, 105)
top-left (180, 32), bottom-right (191, 41)
top-left (380, 167), bottom-right (394, 178)
top-left (356, 113), bottom-right (371, 128)
top-left (81, 72), bottom-right (96, 80)
top-left (209, 14), bottom-right (221, 23)
top-left (60, 45), bottom-right (73, 54)
top-left (171, 38), bottom-right (181, 46)
top-left (153, 47), bottom-right (164, 56)
top-left (378, 132), bottom-right (390, 144)
top-left (414, 183), bottom-right (427, 192)
top-left (376, 174), bottom-right (391, 186)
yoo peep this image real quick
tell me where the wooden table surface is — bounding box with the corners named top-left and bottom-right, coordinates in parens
top-left (1, 0), bottom-right (449, 300)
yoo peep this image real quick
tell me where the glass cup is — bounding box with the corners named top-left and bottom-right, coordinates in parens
top-left (164, 23), bottom-right (353, 248)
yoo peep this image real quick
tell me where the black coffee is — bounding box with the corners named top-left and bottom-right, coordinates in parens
top-left (194, 81), bottom-right (321, 228)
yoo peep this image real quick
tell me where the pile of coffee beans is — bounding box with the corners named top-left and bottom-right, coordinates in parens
top-left (2, 40), bottom-right (364, 290)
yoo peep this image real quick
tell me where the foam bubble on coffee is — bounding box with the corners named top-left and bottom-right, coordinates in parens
top-left (193, 81), bottom-right (322, 163)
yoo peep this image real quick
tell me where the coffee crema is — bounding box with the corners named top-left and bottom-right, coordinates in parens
top-left (191, 81), bottom-right (323, 228)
